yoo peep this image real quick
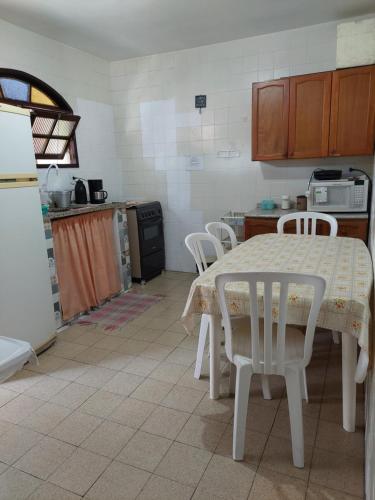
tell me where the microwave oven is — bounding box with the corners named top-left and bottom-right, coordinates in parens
top-left (307, 176), bottom-right (369, 213)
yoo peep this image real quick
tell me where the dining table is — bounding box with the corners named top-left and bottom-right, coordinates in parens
top-left (182, 233), bottom-right (373, 432)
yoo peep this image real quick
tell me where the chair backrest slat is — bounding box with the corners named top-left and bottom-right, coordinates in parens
top-left (215, 271), bottom-right (326, 376)
top-left (185, 232), bottom-right (224, 276)
top-left (277, 211), bottom-right (338, 237)
top-left (205, 222), bottom-right (238, 250)
top-left (296, 218), bottom-right (301, 235)
top-left (311, 217), bottom-right (317, 235)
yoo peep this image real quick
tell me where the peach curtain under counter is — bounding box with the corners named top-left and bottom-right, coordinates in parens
top-left (52, 209), bottom-right (121, 321)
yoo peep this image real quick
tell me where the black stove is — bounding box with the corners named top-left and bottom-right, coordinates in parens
top-left (127, 202), bottom-right (165, 283)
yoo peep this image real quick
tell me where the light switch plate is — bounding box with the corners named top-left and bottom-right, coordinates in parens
top-left (217, 150), bottom-right (241, 158)
top-left (186, 156), bottom-right (204, 170)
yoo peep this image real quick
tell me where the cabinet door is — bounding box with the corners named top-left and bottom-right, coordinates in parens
top-left (337, 219), bottom-right (368, 242)
top-left (245, 217), bottom-right (277, 239)
top-left (329, 65), bottom-right (375, 156)
top-left (252, 79), bottom-right (289, 160)
top-left (288, 72), bottom-right (332, 158)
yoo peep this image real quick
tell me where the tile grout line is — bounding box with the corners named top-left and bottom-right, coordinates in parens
top-left (0, 277), bottom-right (197, 497)
top-left (0, 275), bottom-right (365, 499)
top-left (305, 337), bottom-right (332, 499)
top-left (247, 380), bottom-right (285, 497)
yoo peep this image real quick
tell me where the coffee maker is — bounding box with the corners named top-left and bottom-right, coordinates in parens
top-left (88, 179), bottom-right (108, 204)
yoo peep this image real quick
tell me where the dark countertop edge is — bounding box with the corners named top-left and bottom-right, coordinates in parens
top-left (245, 208), bottom-right (368, 219)
top-left (44, 202), bottom-right (128, 222)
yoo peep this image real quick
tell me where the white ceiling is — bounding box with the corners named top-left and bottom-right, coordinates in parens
top-left (0, 0), bottom-right (375, 60)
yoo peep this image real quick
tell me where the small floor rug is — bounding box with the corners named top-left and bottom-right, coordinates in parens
top-left (77, 292), bottom-right (162, 331)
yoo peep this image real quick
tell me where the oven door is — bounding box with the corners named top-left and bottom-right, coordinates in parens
top-left (138, 216), bottom-right (164, 256)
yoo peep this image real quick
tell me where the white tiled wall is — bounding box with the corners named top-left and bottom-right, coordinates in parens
top-left (0, 18), bottom-right (121, 199)
top-left (110, 21), bottom-right (374, 272)
top-left (337, 17), bottom-right (375, 68)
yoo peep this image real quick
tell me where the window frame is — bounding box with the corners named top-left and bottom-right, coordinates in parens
top-left (0, 68), bottom-right (80, 168)
top-left (31, 109), bottom-right (80, 160)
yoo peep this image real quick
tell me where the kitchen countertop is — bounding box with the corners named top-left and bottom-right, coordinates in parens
top-left (44, 202), bottom-right (128, 221)
top-left (245, 207), bottom-right (368, 219)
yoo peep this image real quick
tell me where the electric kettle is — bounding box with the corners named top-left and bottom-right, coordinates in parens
top-left (73, 177), bottom-right (88, 204)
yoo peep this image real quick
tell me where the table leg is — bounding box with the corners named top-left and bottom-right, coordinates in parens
top-left (209, 314), bottom-right (221, 400)
top-left (342, 333), bottom-right (357, 432)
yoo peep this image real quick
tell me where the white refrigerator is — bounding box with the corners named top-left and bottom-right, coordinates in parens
top-left (0, 103), bottom-right (56, 350)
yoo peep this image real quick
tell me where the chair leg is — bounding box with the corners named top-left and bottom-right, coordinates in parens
top-left (194, 314), bottom-right (209, 379)
top-left (301, 369), bottom-right (309, 403)
top-left (229, 363), bottom-right (236, 395)
top-left (332, 330), bottom-right (340, 344)
top-left (261, 375), bottom-right (272, 400)
top-left (233, 361), bottom-right (252, 461)
top-left (285, 370), bottom-right (304, 468)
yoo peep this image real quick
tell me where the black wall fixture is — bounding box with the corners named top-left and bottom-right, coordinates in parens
top-left (195, 95), bottom-right (206, 113)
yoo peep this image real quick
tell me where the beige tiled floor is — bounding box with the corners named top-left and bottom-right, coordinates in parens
top-left (0, 271), bottom-right (365, 499)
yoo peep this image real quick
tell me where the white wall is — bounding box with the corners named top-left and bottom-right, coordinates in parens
top-left (337, 17), bottom-right (375, 68)
top-left (0, 19), bottom-right (121, 200)
top-left (109, 21), bottom-right (374, 272)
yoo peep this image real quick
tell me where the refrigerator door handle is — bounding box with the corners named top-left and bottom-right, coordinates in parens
top-left (0, 173), bottom-right (38, 189)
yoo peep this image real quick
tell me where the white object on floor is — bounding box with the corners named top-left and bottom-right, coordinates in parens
top-left (215, 271), bottom-right (325, 468)
top-left (205, 221), bottom-right (238, 250)
top-left (277, 210), bottom-right (339, 395)
top-left (185, 232), bottom-right (224, 380)
top-left (0, 337), bottom-right (37, 384)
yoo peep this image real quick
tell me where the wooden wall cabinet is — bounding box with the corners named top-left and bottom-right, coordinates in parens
top-left (252, 79), bottom-right (289, 160)
top-left (329, 65), bottom-right (375, 157)
top-left (251, 65), bottom-right (375, 161)
top-left (244, 216), bottom-right (368, 243)
top-left (288, 72), bottom-right (332, 158)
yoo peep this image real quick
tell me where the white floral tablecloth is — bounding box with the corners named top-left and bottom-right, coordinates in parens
top-left (182, 234), bottom-right (373, 353)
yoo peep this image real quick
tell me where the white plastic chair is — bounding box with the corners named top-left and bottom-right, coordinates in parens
top-left (185, 232), bottom-right (272, 399)
top-left (185, 233), bottom-right (224, 379)
top-left (185, 232), bottom-right (224, 276)
top-left (277, 211), bottom-right (340, 347)
top-left (215, 271), bottom-right (326, 468)
top-left (277, 211), bottom-right (338, 237)
top-left (205, 222), bottom-right (238, 250)
top-left (205, 221), bottom-right (271, 399)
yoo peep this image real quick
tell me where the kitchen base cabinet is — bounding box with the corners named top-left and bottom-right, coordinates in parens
top-left (46, 205), bottom-right (132, 327)
top-left (336, 219), bottom-right (369, 241)
top-left (52, 210), bottom-right (122, 321)
top-left (245, 215), bottom-right (368, 243)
